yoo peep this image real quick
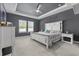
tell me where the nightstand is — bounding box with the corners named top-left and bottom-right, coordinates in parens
top-left (62, 33), bottom-right (73, 44)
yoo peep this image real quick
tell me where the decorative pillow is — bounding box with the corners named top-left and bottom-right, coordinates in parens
top-left (44, 30), bottom-right (50, 33)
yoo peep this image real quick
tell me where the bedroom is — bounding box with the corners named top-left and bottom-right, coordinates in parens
top-left (0, 3), bottom-right (79, 56)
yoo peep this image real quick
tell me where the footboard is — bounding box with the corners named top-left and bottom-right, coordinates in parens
top-left (30, 33), bottom-right (48, 45)
top-left (30, 32), bottom-right (61, 48)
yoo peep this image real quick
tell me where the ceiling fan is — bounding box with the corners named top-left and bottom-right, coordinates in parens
top-left (36, 3), bottom-right (42, 13)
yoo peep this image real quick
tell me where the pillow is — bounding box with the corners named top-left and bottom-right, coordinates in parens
top-left (44, 30), bottom-right (50, 33)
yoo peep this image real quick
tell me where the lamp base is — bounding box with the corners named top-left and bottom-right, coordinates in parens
top-left (0, 21), bottom-right (7, 26)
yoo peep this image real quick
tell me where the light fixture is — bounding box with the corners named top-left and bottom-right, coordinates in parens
top-left (36, 9), bottom-right (40, 13)
top-left (36, 3), bottom-right (42, 13)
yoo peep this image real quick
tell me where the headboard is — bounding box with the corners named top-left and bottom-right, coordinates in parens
top-left (45, 21), bottom-right (63, 33)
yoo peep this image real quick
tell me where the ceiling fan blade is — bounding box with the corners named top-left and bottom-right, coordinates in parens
top-left (36, 3), bottom-right (42, 13)
top-left (38, 5), bottom-right (41, 10)
top-left (37, 3), bottom-right (42, 10)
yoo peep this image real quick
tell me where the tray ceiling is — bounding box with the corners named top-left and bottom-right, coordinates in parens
top-left (0, 3), bottom-right (78, 19)
top-left (16, 3), bottom-right (65, 16)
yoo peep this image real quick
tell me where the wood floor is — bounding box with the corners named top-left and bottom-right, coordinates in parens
top-left (15, 36), bottom-right (79, 56)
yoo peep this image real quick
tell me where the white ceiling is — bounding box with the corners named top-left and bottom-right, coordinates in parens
top-left (3, 3), bottom-right (78, 20)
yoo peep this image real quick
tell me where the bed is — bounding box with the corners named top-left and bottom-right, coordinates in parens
top-left (30, 32), bottom-right (61, 48)
top-left (30, 21), bottom-right (62, 48)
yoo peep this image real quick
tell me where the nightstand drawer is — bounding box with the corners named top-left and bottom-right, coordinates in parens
top-left (62, 33), bottom-right (73, 44)
top-left (63, 37), bottom-right (71, 42)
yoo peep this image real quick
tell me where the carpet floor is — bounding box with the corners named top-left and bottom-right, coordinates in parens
top-left (15, 36), bottom-right (79, 56)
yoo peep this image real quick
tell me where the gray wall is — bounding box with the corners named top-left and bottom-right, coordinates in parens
top-left (40, 9), bottom-right (79, 35)
top-left (6, 13), bottom-right (40, 37)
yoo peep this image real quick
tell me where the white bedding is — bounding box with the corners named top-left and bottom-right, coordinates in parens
top-left (37, 32), bottom-right (61, 37)
top-left (38, 32), bottom-right (56, 36)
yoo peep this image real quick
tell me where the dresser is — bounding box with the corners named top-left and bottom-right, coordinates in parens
top-left (0, 27), bottom-right (15, 56)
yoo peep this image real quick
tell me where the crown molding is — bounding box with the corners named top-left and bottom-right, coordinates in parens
top-left (37, 3), bottom-right (77, 19)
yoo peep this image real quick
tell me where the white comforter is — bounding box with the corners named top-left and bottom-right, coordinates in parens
top-left (38, 32), bottom-right (59, 36)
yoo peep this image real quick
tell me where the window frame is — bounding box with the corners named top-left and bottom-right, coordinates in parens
top-left (19, 20), bottom-right (27, 33)
top-left (28, 21), bottom-right (34, 32)
top-left (18, 20), bottom-right (34, 33)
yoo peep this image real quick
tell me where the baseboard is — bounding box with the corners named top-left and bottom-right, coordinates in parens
top-left (74, 41), bottom-right (79, 43)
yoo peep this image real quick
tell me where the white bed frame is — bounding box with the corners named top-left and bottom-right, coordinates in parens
top-left (31, 32), bottom-right (61, 48)
top-left (30, 21), bottom-right (62, 48)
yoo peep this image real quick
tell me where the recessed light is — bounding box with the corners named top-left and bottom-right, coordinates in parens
top-left (58, 4), bottom-right (62, 7)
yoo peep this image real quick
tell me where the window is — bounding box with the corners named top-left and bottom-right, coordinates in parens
top-left (19, 20), bottom-right (27, 33)
top-left (28, 21), bottom-right (34, 32)
top-left (19, 20), bottom-right (34, 33)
